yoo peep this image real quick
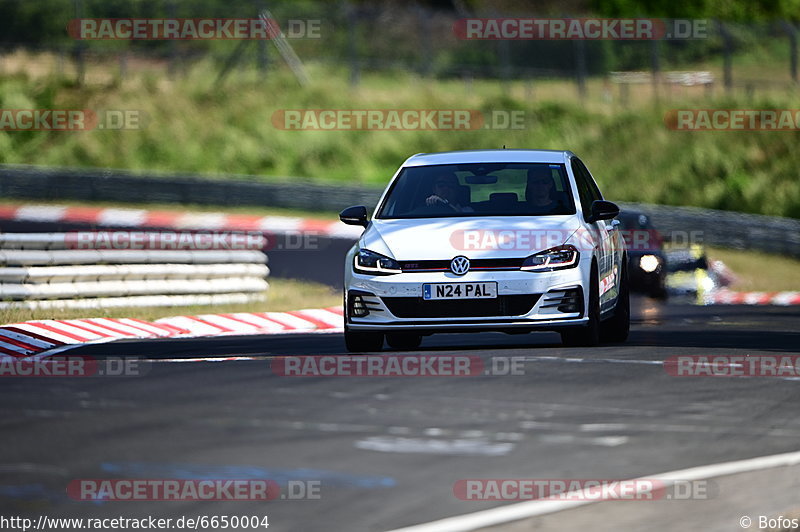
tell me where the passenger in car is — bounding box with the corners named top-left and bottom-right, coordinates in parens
top-left (525, 167), bottom-right (565, 214)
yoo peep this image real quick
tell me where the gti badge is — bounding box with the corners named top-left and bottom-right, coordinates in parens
top-left (450, 256), bottom-right (470, 276)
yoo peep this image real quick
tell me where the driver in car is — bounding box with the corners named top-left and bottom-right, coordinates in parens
top-left (425, 173), bottom-right (474, 213)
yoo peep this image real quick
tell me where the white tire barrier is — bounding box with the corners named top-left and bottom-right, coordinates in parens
top-left (0, 249), bottom-right (266, 265)
top-left (0, 263), bottom-right (268, 283)
top-left (0, 233), bottom-right (270, 308)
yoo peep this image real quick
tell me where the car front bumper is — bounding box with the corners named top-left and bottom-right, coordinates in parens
top-left (345, 267), bottom-right (589, 332)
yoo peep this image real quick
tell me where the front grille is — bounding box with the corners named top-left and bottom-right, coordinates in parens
top-left (400, 258), bottom-right (524, 272)
top-left (382, 294), bottom-right (540, 318)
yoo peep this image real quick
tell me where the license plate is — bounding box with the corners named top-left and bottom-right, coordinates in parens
top-left (423, 282), bottom-right (497, 300)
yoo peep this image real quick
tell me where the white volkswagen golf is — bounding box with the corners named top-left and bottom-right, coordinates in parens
top-left (340, 149), bottom-right (629, 351)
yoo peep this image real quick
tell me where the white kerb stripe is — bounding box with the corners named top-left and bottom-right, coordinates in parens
top-left (229, 313), bottom-right (288, 331)
top-left (263, 312), bottom-right (317, 329)
top-left (116, 318), bottom-right (174, 336)
top-left (174, 213), bottom-right (228, 230)
top-left (295, 308), bottom-right (344, 328)
top-left (257, 217), bottom-right (303, 232)
top-left (773, 292), bottom-right (800, 305)
top-left (15, 205), bottom-right (68, 222)
top-left (53, 319), bottom-right (121, 338)
top-left (88, 318), bottom-right (158, 337)
top-left (9, 323), bottom-right (82, 344)
top-left (36, 320), bottom-right (103, 341)
top-left (156, 316), bottom-right (226, 335)
top-left (97, 208), bottom-right (149, 227)
top-left (195, 314), bottom-right (260, 333)
top-left (327, 225), bottom-right (365, 239)
top-left (743, 292), bottom-right (767, 305)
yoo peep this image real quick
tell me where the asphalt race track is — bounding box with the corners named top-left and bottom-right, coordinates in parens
top-left (2, 297), bottom-right (799, 531)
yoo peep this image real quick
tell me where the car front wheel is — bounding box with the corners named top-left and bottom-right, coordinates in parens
top-left (560, 264), bottom-right (600, 347)
top-left (386, 333), bottom-right (422, 350)
top-left (601, 261), bottom-right (630, 343)
top-left (344, 326), bottom-right (384, 352)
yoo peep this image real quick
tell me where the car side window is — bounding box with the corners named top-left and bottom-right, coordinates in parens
top-left (571, 159), bottom-right (594, 219)
top-left (577, 159), bottom-right (603, 203)
top-left (572, 158), bottom-right (605, 221)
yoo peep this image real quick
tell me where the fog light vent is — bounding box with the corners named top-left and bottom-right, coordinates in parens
top-left (557, 288), bottom-right (582, 313)
top-left (541, 287), bottom-right (583, 314)
top-left (352, 295), bottom-right (369, 317)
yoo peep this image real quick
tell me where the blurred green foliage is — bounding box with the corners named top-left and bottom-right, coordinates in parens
top-left (591, 0), bottom-right (800, 21)
top-left (1, 0), bottom-right (796, 76)
top-left (0, 0), bottom-right (798, 218)
top-left (0, 61), bottom-right (797, 218)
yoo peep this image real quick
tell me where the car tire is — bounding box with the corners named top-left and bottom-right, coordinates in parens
top-left (601, 261), bottom-right (630, 343)
top-left (560, 263), bottom-right (600, 347)
top-left (344, 326), bottom-right (384, 352)
top-left (343, 293), bottom-right (384, 352)
top-left (385, 333), bottom-right (422, 350)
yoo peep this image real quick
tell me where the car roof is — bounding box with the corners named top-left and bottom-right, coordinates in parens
top-left (402, 149), bottom-right (573, 167)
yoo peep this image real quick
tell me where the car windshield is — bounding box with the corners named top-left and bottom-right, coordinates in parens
top-left (376, 162), bottom-right (576, 219)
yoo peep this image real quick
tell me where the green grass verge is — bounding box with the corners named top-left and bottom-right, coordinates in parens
top-left (0, 278), bottom-right (342, 324)
top-left (707, 246), bottom-right (800, 292)
top-left (1, 53), bottom-right (799, 217)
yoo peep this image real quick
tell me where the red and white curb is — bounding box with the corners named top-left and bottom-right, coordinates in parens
top-left (704, 290), bottom-right (800, 305)
top-left (0, 204), bottom-right (362, 239)
top-left (0, 306), bottom-right (343, 359)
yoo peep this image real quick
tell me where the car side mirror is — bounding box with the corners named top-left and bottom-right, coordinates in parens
top-left (587, 200), bottom-right (620, 223)
top-left (339, 205), bottom-right (369, 227)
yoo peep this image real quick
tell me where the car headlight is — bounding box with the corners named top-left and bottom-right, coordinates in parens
top-left (354, 249), bottom-right (402, 275)
top-left (521, 245), bottom-right (579, 271)
top-left (639, 254), bottom-right (660, 273)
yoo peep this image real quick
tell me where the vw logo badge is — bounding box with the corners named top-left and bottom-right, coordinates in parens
top-left (450, 256), bottom-right (470, 276)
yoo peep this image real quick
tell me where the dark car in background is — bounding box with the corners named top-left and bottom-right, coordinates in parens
top-left (617, 211), bottom-right (668, 299)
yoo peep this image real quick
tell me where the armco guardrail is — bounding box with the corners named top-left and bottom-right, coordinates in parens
top-left (0, 233), bottom-right (269, 309)
top-left (0, 164), bottom-right (381, 213)
top-left (618, 202), bottom-right (800, 258)
top-left (1, 164), bottom-right (798, 258)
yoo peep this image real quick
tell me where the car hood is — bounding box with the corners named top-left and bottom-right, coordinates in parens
top-left (361, 216), bottom-right (582, 260)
